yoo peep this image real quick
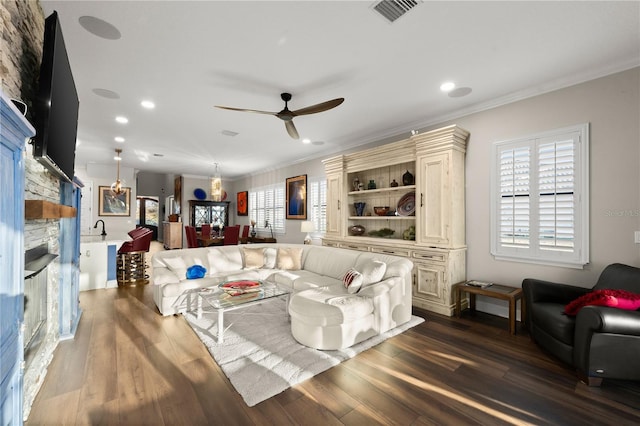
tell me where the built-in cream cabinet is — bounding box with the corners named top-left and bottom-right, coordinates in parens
top-left (322, 125), bottom-right (469, 315)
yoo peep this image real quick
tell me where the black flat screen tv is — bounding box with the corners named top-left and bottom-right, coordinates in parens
top-left (33, 11), bottom-right (79, 183)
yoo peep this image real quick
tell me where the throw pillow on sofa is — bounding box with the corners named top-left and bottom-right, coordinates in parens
top-left (564, 288), bottom-right (640, 316)
top-left (360, 260), bottom-right (387, 286)
top-left (242, 247), bottom-right (265, 268)
top-left (276, 247), bottom-right (303, 270)
top-left (342, 268), bottom-right (363, 294)
top-left (186, 264), bottom-right (207, 279)
top-left (164, 257), bottom-right (188, 280)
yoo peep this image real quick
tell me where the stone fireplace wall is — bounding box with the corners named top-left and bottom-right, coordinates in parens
top-left (1, 0), bottom-right (65, 419)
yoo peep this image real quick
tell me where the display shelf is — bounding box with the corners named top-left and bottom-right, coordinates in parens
top-left (348, 185), bottom-right (416, 196)
top-left (348, 216), bottom-right (414, 220)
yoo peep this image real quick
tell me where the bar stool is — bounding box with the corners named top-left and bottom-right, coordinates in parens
top-left (116, 227), bottom-right (153, 285)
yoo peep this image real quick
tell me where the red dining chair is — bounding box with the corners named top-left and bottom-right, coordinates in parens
top-left (185, 226), bottom-right (199, 248)
top-left (201, 224), bottom-right (211, 238)
top-left (240, 225), bottom-right (250, 243)
top-left (223, 225), bottom-right (240, 245)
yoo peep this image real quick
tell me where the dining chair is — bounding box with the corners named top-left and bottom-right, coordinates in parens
top-left (223, 225), bottom-right (240, 245)
top-left (201, 224), bottom-right (211, 238)
top-left (185, 226), bottom-right (199, 248)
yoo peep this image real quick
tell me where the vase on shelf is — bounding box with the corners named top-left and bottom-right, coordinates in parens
top-left (353, 177), bottom-right (360, 191)
top-left (390, 179), bottom-right (399, 187)
top-left (402, 170), bottom-right (414, 185)
top-left (354, 202), bottom-right (366, 216)
top-left (367, 180), bottom-right (376, 190)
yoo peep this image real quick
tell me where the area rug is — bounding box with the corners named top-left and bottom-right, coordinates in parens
top-left (183, 296), bottom-right (424, 406)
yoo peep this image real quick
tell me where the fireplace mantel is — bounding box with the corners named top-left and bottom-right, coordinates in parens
top-left (25, 199), bottom-right (77, 219)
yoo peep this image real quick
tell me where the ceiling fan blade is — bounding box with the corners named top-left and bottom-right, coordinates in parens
top-left (215, 105), bottom-right (277, 116)
top-left (291, 98), bottom-right (344, 117)
top-left (285, 121), bottom-right (299, 139)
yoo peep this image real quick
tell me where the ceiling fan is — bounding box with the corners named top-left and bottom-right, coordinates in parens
top-left (215, 93), bottom-right (344, 139)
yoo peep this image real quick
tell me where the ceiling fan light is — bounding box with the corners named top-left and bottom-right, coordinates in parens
top-left (210, 163), bottom-right (222, 201)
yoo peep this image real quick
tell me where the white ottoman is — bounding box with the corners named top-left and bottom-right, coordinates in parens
top-left (289, 286), bottom-right (377, 350)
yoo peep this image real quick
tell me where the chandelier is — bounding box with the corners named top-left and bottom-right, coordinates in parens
top-left (110, 148), bottom-right (126, 195)
top-left (210, 163), bottom-right (222, 201)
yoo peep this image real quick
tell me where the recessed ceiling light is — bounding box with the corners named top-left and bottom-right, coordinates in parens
top-left (141, 100), bottom-right (155, 109)
top-left (440, 81), bottom-right (456, 92)
top-left (115, 116), bottom-right (128, 124)
top-left (114, 136), bottom-right (125, 143)
top-left (302, 138), bottom-right (311, 144)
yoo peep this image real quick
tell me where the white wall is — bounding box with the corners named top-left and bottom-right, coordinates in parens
top-left (74, 68), bottom-right (640, 317)
top-left (74, 164), bottom-right (137, 240)
top-left (449, 67), bottom-right (640, 286)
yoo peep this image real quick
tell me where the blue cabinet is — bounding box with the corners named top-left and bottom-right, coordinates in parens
top-left (1, 92), bottom-right (35, 424)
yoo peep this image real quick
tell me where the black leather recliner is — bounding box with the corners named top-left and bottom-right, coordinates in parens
top-left (522, 263), bottom-right (640, 386)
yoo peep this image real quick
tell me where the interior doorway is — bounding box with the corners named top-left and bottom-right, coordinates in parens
top-left (136, 196), bottom-right (159, 240)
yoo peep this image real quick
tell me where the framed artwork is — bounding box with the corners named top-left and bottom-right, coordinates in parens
top-left (98, 186), bottom-right (131, 216)
top-left (237, 191), bottom-right (248, 216)
top-left (286, 174), bottom-right (307, 220)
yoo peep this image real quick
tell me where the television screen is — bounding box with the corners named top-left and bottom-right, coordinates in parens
top-left (33, 11), bottom-right (79, 183)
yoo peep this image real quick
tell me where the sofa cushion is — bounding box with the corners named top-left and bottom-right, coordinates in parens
top-left (276, 247), bottom-right (303, 270)
top-left (359, 260), bottom-right (387, 286)
top-left (207, 247), bottom-right (243, 275)
top-left (242, 247), bottom-right (265, 268)
top-left (264, 247), bottom-right (277, 268)
top-left (165, 257), bottom-right (188, 281)
top-left (289, 287), bottom-right (374, 326)
top-left (342, 268), bottom-right (363, 294)
top-left (303, 246), bottom-right (361, 280)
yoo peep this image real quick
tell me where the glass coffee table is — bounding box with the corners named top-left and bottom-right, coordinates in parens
top-left (188, 280), bottom-right (288, 343)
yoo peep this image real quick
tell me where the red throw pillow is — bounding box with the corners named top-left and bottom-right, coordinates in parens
top-left (564, 289), bottom-right (640, 316)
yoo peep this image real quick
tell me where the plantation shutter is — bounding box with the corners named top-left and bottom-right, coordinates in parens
top-left (491, 124), bottom-right (588, 268)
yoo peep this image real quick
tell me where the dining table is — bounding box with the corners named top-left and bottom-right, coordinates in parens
top-left (197, 233), bottom-right (223, 247)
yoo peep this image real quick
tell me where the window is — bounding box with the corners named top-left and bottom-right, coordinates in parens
top-left (491, 123), bottom-right (589, 268)
top-left (308, 178), bottom-right (327, 233)
top-left (249, 184), bottom-right (285, 232)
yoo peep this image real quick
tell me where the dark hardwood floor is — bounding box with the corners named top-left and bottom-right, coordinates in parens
top-left (26, 247), bottom-right (640, 425)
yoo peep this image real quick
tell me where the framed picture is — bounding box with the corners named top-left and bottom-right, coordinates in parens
top-left (237, 191), bottom-right (248, 216)
top-left (98, 186), bottom-right (131, 216)
top-left (286, 174), bottom-right (307, 220)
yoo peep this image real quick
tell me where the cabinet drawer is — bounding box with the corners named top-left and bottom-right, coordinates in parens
top-left (322, 241), bottom-right (341, 248)
top-left (411, 251), bottom-right (446, 263)
top-left (370, 246), bottom-right (411, 257)
top-left (339, 242), bottom-right (371, 252)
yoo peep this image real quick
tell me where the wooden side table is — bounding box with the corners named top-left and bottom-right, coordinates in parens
top-left (453, 282), bottom-right (525, 335)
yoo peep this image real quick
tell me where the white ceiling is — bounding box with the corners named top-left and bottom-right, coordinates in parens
top-left (40, 1), bottom-right (640, 180)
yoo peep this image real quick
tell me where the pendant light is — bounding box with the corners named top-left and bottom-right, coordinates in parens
top-left (210, 163), bottom-right (222, 201)
top-left (110, 148), bottom-right (126, 195)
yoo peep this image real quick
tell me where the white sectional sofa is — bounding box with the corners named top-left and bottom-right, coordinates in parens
top-left (151, 244), bottom-right (414, 349)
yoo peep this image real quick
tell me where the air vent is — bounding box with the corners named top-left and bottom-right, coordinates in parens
top-left (372, 0), bottom-right (420, 23)
top-left (221, 130), bottom-right (239, 137)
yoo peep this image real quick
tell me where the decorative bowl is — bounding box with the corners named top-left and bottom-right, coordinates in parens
top-left (348, 225), bottom-right (366, 236)
top-left (374, 206), bottom-right (390, 216)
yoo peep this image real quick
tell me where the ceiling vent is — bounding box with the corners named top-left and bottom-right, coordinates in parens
top-left (372, 0), bottom-right (420, 23)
